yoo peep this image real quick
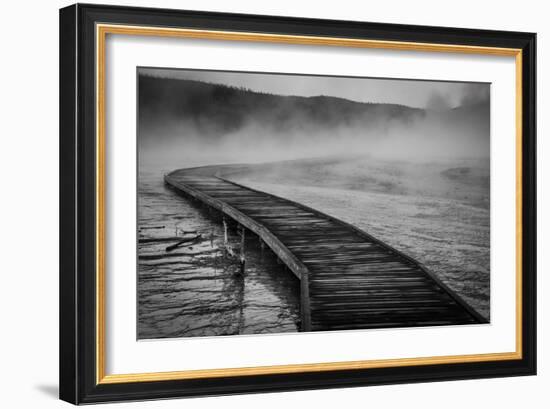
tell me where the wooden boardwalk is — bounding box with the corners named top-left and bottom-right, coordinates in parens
top-left (165, 167), bottom-right (487, 332)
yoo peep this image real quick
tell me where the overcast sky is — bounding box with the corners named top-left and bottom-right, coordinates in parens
top-left (140, 67), bottom-right (489, 109)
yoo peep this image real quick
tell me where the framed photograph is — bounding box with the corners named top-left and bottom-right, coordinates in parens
top-left (59, 3), bottom-right (536, 404)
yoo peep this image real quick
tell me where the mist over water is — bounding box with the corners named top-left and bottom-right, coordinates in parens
top-left (137, 71), bottom-right (491, 339)
top-left (139, 72), bottom-right (489, 165)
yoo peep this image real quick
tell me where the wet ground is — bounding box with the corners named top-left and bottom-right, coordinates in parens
top-left (137, 169), bottom-right (300, 339)
top-left (137, 156), bottom-right (490, 340)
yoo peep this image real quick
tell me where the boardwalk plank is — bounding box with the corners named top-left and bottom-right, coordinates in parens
top-left (165, 169), bottom-right (486, 332)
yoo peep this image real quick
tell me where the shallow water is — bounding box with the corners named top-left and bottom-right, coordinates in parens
top-left (137, 169), bottom-right (300, 339)
top-left (137, 156), bottom-right (490, 340)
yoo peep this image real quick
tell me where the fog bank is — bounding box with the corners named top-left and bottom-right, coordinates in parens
top-left (138, 73), bottom-right (490, 169)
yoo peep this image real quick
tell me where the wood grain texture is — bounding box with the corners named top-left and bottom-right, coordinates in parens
top-left (165, 168), bottom-right (486, 331)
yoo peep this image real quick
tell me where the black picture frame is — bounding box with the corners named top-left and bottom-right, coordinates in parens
top-left (60, 3), bottom-right (536, 404)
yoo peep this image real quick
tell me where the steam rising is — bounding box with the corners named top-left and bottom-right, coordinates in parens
top-left (138, 70), bottom-right (489, 169)
top-left (136, 69), bottom-right (491, 322)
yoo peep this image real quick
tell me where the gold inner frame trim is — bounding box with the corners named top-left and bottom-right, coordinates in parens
top-left (95, 23), bottom-right (523, 385)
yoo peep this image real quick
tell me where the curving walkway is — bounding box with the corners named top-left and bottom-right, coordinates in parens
top-left (165, 166), bottom-right (486, 332)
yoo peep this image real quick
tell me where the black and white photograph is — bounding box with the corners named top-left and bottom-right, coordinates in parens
top-left (137, 67), bottom-right (491, 340)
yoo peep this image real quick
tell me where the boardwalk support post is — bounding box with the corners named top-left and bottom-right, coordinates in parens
top-left (240, 226), bottom-right (246, 275)
top-left (222, 217), bottom-right (228, 245)
top-left (300, 269), bottom-right (312, 332)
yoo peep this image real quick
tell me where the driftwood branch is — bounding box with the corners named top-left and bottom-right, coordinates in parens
top-left (165, 234), bottom-right (202, 252)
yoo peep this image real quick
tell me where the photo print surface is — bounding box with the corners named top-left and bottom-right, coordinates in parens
top-left (137, 68), bottom-right (490, 340)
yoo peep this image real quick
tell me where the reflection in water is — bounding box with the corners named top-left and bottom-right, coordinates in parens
top-left (137, 170), bottom-right (300, 339)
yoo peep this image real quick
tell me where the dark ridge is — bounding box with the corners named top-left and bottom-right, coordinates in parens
top-left (138, 76), bottom-right (426, 139)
